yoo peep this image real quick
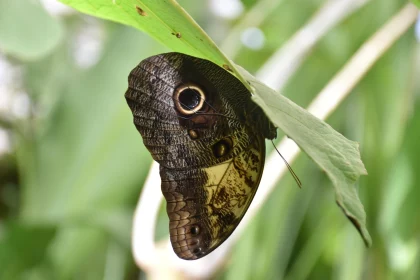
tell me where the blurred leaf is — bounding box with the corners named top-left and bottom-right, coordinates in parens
top-left (228, 158), bottom-right (318, 280)
top-left (49, 227), bottom-right (108, 280)
top-left (18, 26), bottom-right (161, 222)
top-left (334, 226), bottom-right (364, 280)
top-left (0, 223), bottom-right (56, 279)
top-left (285, 210), bottom-right (341, 280)
top-left (14, 24), bottom-right (164, 280)
top-left (81, 208), bottom-right (134, 248)
top-left (0, 0), bottom-right (63, 60)
top-left (225, 217), bottom-right (259, 280)
top-left (411, 1), bottom-right (420, 8)
top-left (378, 156), bottom-right (413, 236)
top-left (396, 99), bottom-right (420, 240)
top-left (237, 67), bottom-right (371, 246)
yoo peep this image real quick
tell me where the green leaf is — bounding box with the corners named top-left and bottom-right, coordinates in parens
top-left (58, 0), bottom-right (370, 245)
top-left (58, 0), bottom-right (252, 85)
top-left (411, 1), bottom-right (420, 8)
top-left (0, 223), bottom-right (56, 279)
top-left (238, 67), bottom-right (371, 246)
top-left (0, 0), bottom-right (63, 60)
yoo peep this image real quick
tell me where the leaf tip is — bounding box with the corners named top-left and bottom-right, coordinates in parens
top-left (336, 201), bottom-right (372, 248)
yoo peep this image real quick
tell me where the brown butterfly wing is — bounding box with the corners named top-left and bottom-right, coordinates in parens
top-left (125, 53), bottom-right (275, 260)
top-left (159, 135), bottom-right (265, 260)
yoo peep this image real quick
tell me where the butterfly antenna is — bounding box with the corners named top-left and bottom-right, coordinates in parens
top-left (271, 140), bottom-right (302, 188)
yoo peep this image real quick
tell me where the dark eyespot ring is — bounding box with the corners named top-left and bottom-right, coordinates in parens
top-left (174, 84), bottom-right (205, 115)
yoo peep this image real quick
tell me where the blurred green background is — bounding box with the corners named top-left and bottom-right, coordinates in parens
top-left (0, 0), bottom-right (419, 279)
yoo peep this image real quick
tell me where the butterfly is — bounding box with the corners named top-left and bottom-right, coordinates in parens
top-left (125, 52), bottom-right (277, 260)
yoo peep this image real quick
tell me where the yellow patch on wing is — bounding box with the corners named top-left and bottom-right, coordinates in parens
top-left (201, 143), bottom-right (265, 247)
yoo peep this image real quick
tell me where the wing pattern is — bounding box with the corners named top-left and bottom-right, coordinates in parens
top-left (125, 53), bottom-right (274, 260)
top-left (160, 133), bottom-right (265, 259)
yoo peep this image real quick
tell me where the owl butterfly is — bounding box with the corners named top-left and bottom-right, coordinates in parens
top-left (125, 53), bottom-right (277, 260)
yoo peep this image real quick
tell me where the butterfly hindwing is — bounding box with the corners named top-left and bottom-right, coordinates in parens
top-left (125, 52), bottom-right (275, 260)
top-left (160, 131), bottom-right (265, 259)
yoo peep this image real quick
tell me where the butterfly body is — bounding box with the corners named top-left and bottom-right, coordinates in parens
top-left (125, 53), bottom-right (275, 260)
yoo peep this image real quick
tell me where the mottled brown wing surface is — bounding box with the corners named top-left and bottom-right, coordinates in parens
top-left (125, 53), bottom-right (275, 260)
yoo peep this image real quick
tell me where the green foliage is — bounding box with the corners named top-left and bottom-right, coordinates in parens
top-left (0, 224), bottom-right (56, 279)
top-left (412, 0), bottom-right (420, 8)
top-left (61, 0), bottom-right (370, 245)
top-left (58, 0), bottom-right (240, 82)
top-left (24, 29), bottom-right (163, 279)
top-left (240, 67), bottom-right (370, 246)
top-left (0, 0), bottom-right (63, 60)
top-left (1, 13), bottom-right (165, 279)
top-left (1, 0), bottom-right (419, 279)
